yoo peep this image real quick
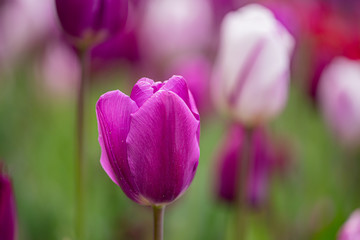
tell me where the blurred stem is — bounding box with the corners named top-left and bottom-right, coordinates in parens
top-left (76, 49), bottom-right (90, 240)
top-left (153, 205), bottom-right (165, 240)
top-left (235, 127), bottom-right (253, 240)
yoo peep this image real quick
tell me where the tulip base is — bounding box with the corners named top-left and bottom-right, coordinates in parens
top-left (153, 205), bottom-right (165, 240)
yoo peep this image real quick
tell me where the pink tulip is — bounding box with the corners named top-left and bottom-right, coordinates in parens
top-left (318, 57), bottom-right (360, 147)
top-left (212, 4), bottom-right (294, 126)
top-left (338, 209), bottom-right (360, 240)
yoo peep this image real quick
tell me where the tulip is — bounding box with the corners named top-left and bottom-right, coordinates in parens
top-left (96, 76), bottom-right (200, 205)
top-left (301, 1), bottom-right (360, 101)
top-left (55, 0), bottom-right (128, 48)
top-left (212, 4), bottom-right (295, 126)
top-left (0, 167), bottom-right (17, 240)
top-left (338, 209), bottom-right (360, 240)
top-left (97, 76), bottom-right (200, 239)
top-left (215, 125), bottom-right (271, 208)
top-left (318, 57), bottom-right (360, 148)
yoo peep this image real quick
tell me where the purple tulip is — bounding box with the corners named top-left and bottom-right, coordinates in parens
top-left (96, 76), bottom-right (200, 206)
top-left (215, 125), bottom-right (271, 207)
top-left (90, 1), bottom-right (141, 70)
top-left (318, 57), bottom-right (360, 148)
top-left (338, 209), bottom-right (360, 240)
top-left (0, 167), bottom-right (17, 240)
top-left (55, 0), bottom-right (128, 45)
top-left (212, 4), bottom-right (294, 126)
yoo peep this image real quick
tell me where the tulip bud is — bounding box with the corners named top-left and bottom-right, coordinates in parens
top-left (318, 57), bottom-right (360, 148)
top-left (215, 125), bottom-right (271, 208)
top-left (0, 167), bottom-right (17, 240)
top-left (212, 4), bottom-right (294, 126)
top-left (338, 209), bottom-right (360, 240)
top-left (96, 76), bottom-right (200, 206)
top-left (55, 0), bottom-right (128, 48)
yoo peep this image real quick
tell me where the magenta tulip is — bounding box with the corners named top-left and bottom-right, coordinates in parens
top-left (338, 209), bottom-right (360, 240)
top-left (0, 168), bottom-right (17, 240)
top-left (215, 125), bottom-right (271, 207)
top-left (96, 76), bottom-right (200, 206)
top-left (55, 0), bottom-right (128, 46)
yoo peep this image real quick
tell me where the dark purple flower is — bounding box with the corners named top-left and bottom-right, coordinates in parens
top-left (55, 0), bottom-right (128, 45)
top-left (0, 167), bottom-right (17, 240)
top-left (96, 76), bottom-right (200, 206)
top-left (91, 27), bottom-right (140, 71)
top-left (215, 125), bottom-right (271, 207)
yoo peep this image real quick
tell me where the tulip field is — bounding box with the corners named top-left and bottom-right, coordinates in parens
top-left (1, 0), bottom-right (360, 240)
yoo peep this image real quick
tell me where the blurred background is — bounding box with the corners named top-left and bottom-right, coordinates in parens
top-left (0, 0), bottom-right (360, 239)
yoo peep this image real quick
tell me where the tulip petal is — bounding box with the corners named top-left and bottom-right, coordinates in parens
top-left (130, 78), bottom-right (156, 107)
top-left (96, 0), bottom-right (128, 36)
top-left (161, 75), bottom-right (200, 121)
top-left (96, 90), bottom-right (140, 202)
top-left (127, 90), bottom-right (200, 205)
top-left (55, 0), bottom-right (97, 38)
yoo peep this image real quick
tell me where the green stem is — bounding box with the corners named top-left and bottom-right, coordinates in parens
top-left (76, 49), bottom-right (90, 240)
top-left (235, 127), bottom-right (253, 240)
top-left (153, 205), bottom-right (165, 240)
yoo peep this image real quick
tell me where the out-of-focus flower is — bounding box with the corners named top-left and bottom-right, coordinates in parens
top-left (0, 0), bottom-right (57, 66)
top-left (36, 40), bottom-right (81, 100)
top-left (96, 76), bottom-right (200, 206)
top-left (318, 57), bottom-right (360, 148)
top-left (212, 4), bottom-right (295, 126)
top-left (91, 28), bottom-right (140, 71)
top-left (138, 0), bottom-right (213, 67)
top-left (167, 54), bottom-right (212, 113)
top-left (91, 2), bottom-right (140, 71)
top-left (55, 0), bottom-right (128, 48)
top-left (302, 1), bottom-right (360, 100)
top-left (215, 125), bottom-right (271, 208)
top-left (0, 166), bottom-right (17, 240)
top-left (338, 209), bottom-right (360, 240)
